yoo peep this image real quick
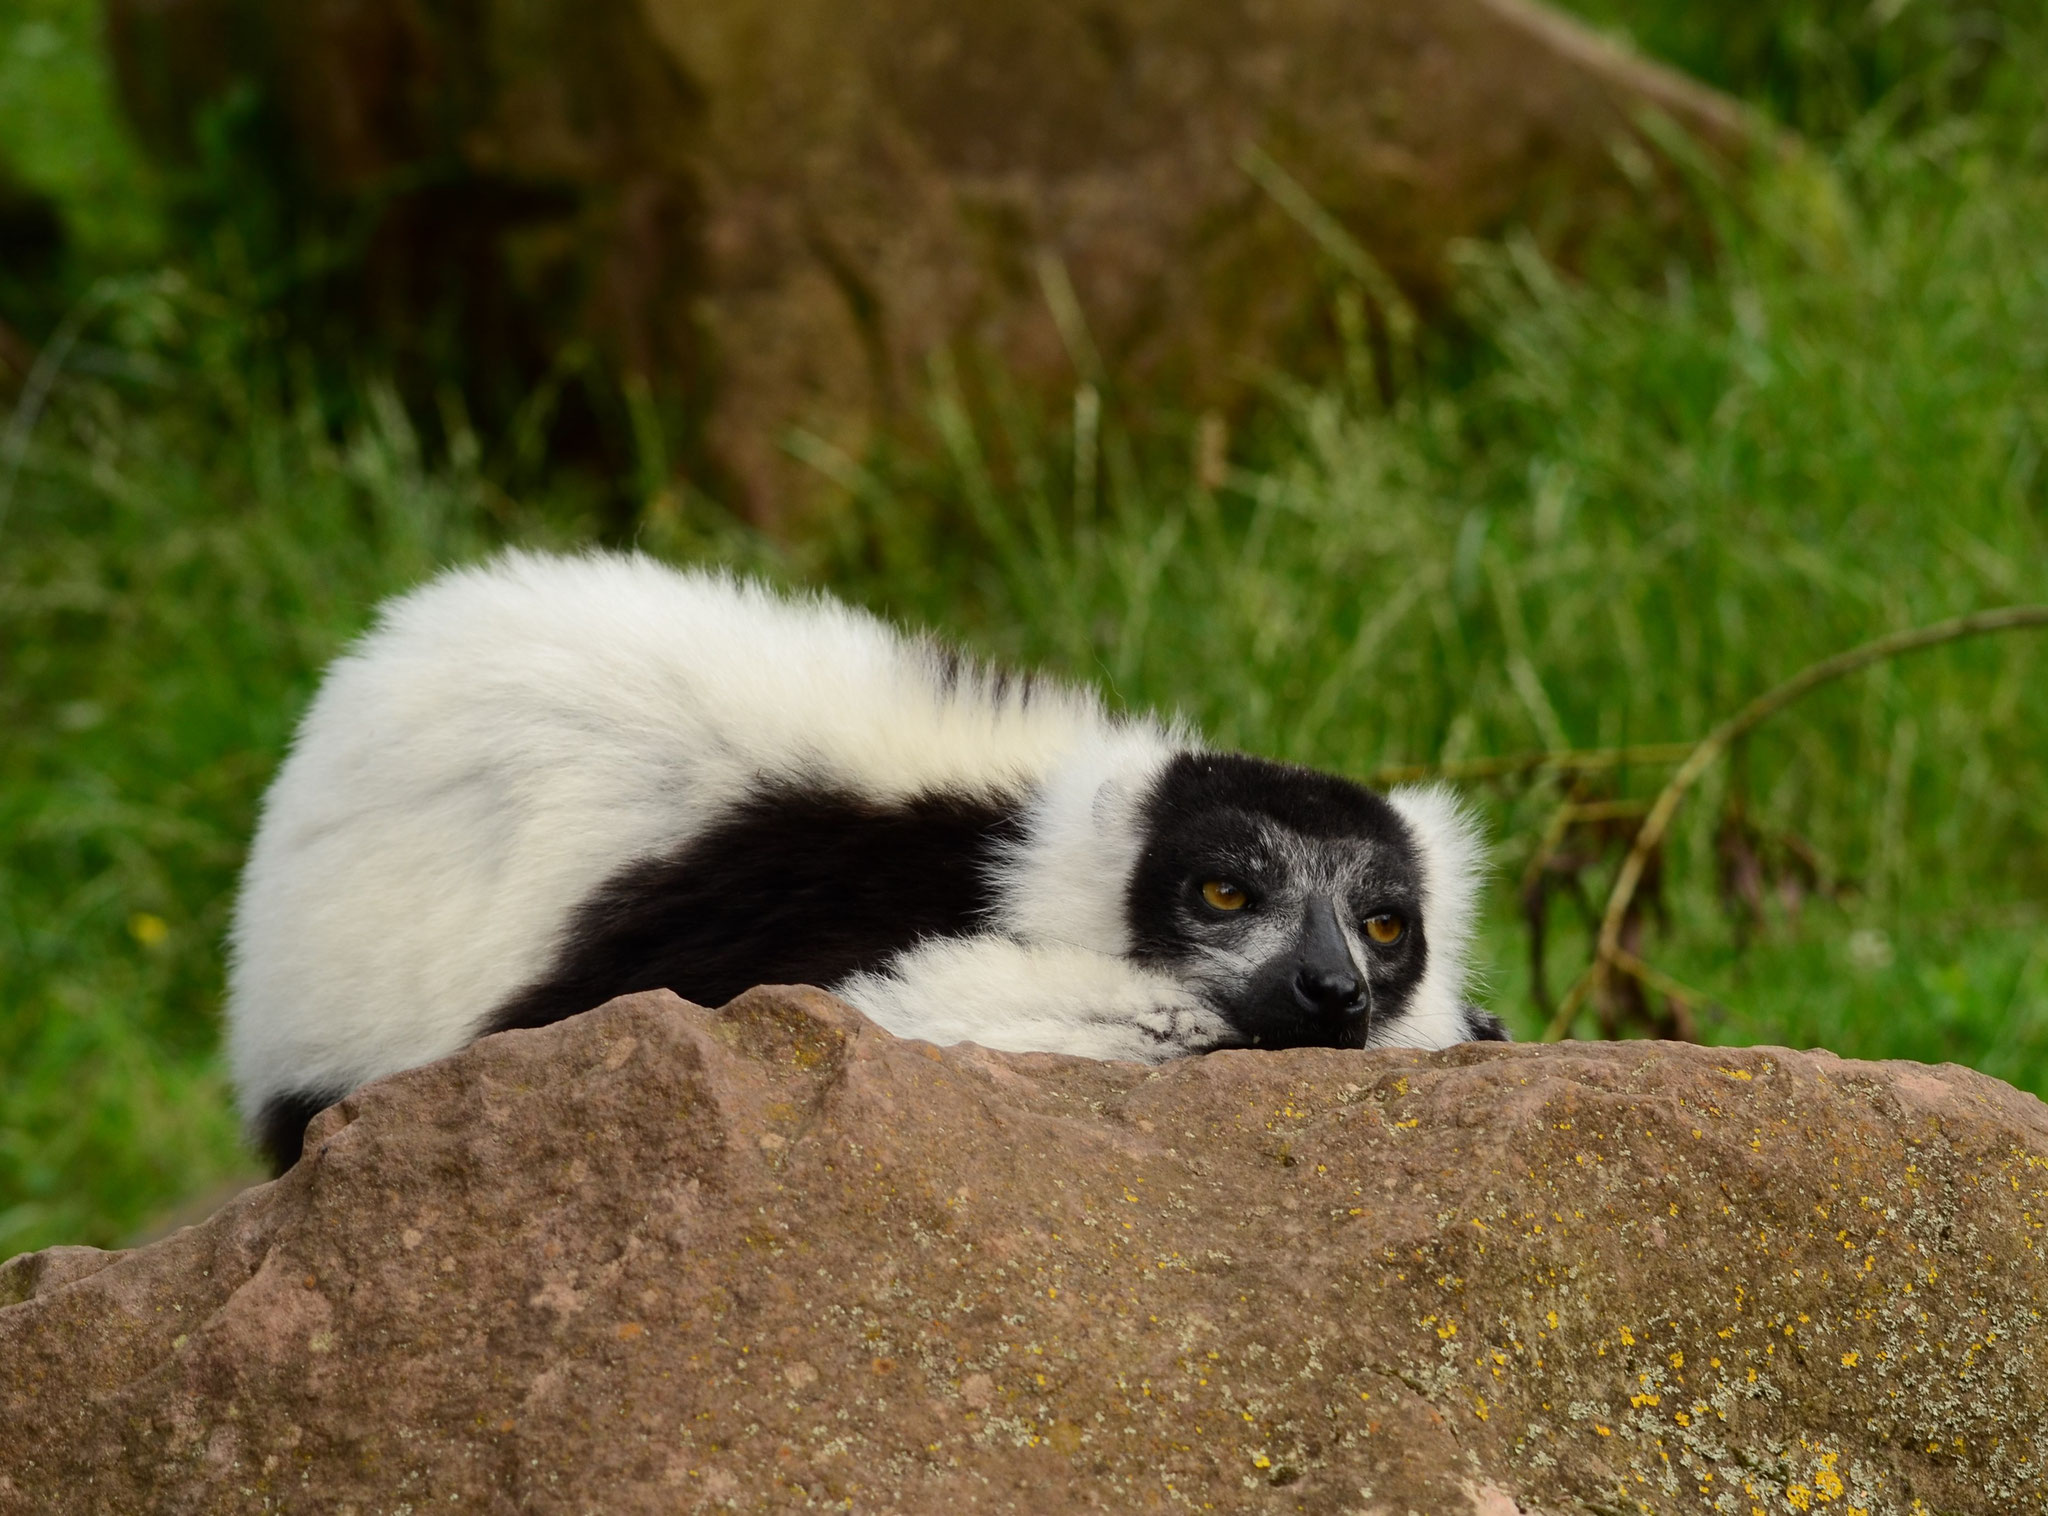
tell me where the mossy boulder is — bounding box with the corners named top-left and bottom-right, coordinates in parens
top-left (3, 986), bottom-right (2043, 1512)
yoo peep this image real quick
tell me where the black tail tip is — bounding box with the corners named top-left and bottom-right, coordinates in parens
top-left (253, 1090), bottom-right (341, 1176)
top-left (1462, 1005), bottom-right (1512, 1043)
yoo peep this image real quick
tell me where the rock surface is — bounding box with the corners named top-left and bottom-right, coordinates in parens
top-left (4, 987), bottom-right (2045, 1514)
top-left (106, 0), bottom-right (1760, 523)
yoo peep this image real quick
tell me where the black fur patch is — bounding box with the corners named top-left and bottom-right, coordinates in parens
top-left (1125, 752), bottom-right (1430, 1047)
top-left (256, 1090), bottom-right (341, 1177)
top-left (1138, 752), bottom-right (1421, 851)
top-left (922, 640), bottom-right (1031, 707)
top-left (1462, 1005), bottom-right (1512, 1042)
top-left (486, 779), bottom-right (1025, 1035)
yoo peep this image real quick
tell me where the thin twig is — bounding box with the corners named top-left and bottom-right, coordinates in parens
top-left (1544, 605), bottom-right (2048, 1040)
top-left (1518, 796), bottom-right (1584, 898)
top-left (1519, 790), bottom-right (1582, 1020)
top-left (1568, 797), bottom-right (1653, 823)
top-left (1367, 741), bottom-right (1694, 787)
top-left (1607, 947), bottom-right (1714, 1032)
top-left (1236, 142), bottom-right (1417, 348)
top-left (1032, 249), bottom-right (1105, 388)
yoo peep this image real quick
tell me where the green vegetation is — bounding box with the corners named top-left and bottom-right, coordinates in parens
top-left (2, 0), bottom-right (2045, 1255)
top-left (0, 2), bottom-right (159, 273)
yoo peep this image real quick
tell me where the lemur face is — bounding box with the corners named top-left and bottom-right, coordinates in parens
top-left (1126, 753), bottom-right (1428, 1050)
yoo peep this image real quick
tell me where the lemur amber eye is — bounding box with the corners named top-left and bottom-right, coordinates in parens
top-left (1365, 914), bottom-right (1405, 945)
top-left (1201, 880), bottom-right (1248, 912)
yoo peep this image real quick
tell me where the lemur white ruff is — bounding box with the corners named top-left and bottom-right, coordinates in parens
top-left (229, 551), bottom-right (1502, 1172)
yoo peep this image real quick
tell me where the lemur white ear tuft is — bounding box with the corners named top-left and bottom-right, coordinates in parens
top-left (1385, 782), bottom-right (1490, 1029)
top-left (986, 732), bottom-right (1173, 959)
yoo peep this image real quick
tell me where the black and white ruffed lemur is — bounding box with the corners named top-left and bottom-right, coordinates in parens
top-left (228, 551), bottom-right (1504, 1172)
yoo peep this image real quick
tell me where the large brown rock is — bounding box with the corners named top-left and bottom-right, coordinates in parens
top-left (6, 987), bottom-right (2042, 1514)
top-left (107, 0), bottom-right (1759, 524)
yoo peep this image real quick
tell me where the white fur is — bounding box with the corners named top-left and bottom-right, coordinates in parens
top-left (1380, 784), bottom-right (1490, 1048)
top-left (836, 937), bottom-right (1233, 1061)
top-left (228, 551), bottom-right (1186, 1116)
top-left (228, 550), bottom-right (1491, 1121)
top-left (986, 725), bottom-right (1193, 957)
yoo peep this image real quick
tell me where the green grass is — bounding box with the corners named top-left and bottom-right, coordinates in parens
top-left (0, 0), bottom-right (161, 284)
top-left (0, 318), bottom-right (567, 1249)
top-left (1562, 0), bottom-right (2032, 138)
top-left (3, 1), bottom-right (2047, 1256)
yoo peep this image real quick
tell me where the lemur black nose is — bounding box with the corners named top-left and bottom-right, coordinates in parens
top-left (1293, 965), bottom-right (1364, 1016)
top-left (1287, 895), bottom-right (1367, 1023)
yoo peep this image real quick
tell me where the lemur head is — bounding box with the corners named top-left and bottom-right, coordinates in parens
top-left (1126, 753), bottom-right (1458, 1050)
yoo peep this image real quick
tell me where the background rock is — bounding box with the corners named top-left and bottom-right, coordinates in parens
top-left (106, 0), bottom-right (1760, 524)
top-left (6, 986), bottom-right (2041, 1514)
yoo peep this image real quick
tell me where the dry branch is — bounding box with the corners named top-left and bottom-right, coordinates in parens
top-left (1367, 741), bottom-right (1694, 787)
top-left (1542, 605), bottom-right (2048, 1041)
